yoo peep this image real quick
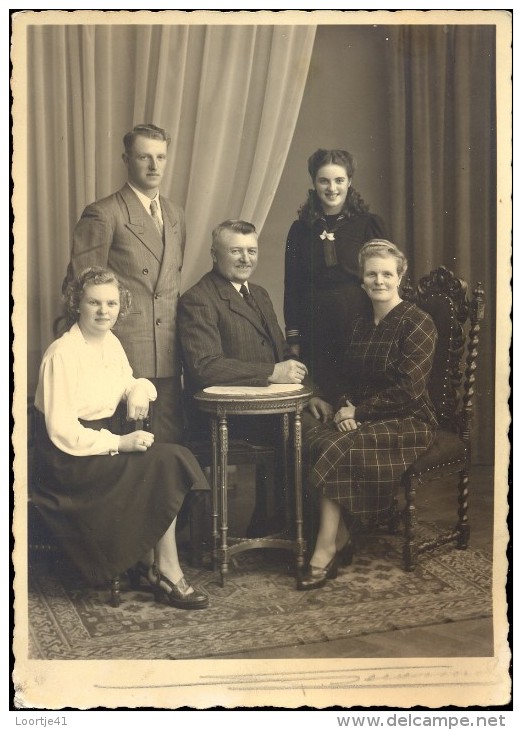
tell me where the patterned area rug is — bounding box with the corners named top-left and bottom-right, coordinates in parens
top-left (28, 524), bottom-right (492, 660)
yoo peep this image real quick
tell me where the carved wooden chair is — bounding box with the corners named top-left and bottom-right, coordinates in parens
top-left (396, 266), bottom-right (486, 571)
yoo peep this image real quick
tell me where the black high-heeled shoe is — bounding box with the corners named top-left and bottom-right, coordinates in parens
top-left (297, 553), bottom-right (339, 591)
top-left (151, 564), bottom-right (209, 610)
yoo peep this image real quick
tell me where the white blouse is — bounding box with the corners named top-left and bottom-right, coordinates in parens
top-left (34, 323), bottom-right (157, 456)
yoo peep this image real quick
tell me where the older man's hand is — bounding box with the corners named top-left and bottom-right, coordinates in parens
top-left (268, 359), bottom-right (308, 384)
top-left (308, 397), bottom-right (334, 422)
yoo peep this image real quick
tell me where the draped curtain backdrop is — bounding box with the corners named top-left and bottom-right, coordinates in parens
top-left (384, 25), bottom-right (496, 462)
top-left (25, 23), bottom-right (497, 464)
top-left (27, 24), bottom-right (316, 392)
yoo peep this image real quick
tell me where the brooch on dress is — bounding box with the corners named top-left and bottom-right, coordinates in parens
top-left (319, 230), bottom-right (335, 241)
top-left (320, 230), bottom-right (338, 267)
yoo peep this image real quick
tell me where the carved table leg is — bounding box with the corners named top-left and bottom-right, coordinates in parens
top-left (218, 413), bottom-right (229, 587)
top-left (210, 417), bottom-right (219, 570)
top-left (293, 408), bottom-right (306, 577)
top-left (281, 413), bottom-right (291, 535)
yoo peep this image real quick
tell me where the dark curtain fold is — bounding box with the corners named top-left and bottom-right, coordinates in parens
top-left (385, 25), bottom-right (497, 463)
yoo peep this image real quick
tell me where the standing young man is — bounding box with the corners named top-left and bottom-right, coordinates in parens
top-left (63, 124), bottom-right (186, 442)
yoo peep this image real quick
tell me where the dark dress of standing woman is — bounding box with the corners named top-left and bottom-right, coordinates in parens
top-left (284, 148), bottom-right (387, 401)
top-left (299, 241), bottom-right (438, 591)
top-left (32, 266), bottom-right (209, 610)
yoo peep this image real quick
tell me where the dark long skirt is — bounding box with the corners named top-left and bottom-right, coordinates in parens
top-left (32, 417), bottom-right (208, 585)
top-left (303, 412), bottom-right (436, 519)
top-left (301, 284), bottom-right (372, 403)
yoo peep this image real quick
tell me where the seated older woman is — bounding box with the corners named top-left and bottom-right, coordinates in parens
top-left (300, 240), bottom-right (438, 590)
top-left (32, 266), bottom-right (209, 609)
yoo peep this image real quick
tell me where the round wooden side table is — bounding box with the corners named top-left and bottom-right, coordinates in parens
top-left (194, 385), bottom-right (312, 587)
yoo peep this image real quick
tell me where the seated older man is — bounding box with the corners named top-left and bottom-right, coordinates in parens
top-left (178, 219), bottom-right (315, 536)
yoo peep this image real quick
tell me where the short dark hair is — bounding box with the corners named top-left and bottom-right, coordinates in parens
top-left (123, 124), bottom-right (171, 154)
top-left (358, 239), bottom-right (408, 278)
top-left (63, 267), bottom-right (131, 327)
top-left (307, 148), bottom-right (355, 181)
top-left (211, 219), bottom-right (257, 249)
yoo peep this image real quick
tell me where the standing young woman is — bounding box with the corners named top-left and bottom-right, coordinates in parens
top-left (284, 149), bottom-right (387, 401)
top-left (33, 267), bottom-right (209, 610)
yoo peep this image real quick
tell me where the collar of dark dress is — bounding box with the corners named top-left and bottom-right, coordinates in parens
top-left (317, 213), bottom-right (346, 228)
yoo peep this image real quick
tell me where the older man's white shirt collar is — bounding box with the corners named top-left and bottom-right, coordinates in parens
top-left (231, 281), bottom-right (250, 294)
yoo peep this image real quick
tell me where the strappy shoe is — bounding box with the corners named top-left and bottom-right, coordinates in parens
top-left (151, 564), bottom-right (209, 610)
top-left (297, 553), bottom-right (339, 591)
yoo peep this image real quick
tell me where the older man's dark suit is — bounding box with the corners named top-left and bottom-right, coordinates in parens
top-left (64, 183), bottom-right (186, 442)
top-left (179, 268), bottom-right (294, 529)
top-left (178, 269), bottom-right (291, 398)
top-left (179, 268), bottom-right (301, 534)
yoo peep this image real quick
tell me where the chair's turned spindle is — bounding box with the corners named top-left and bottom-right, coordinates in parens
top-left (457, 468), bottom-right (471, 549)
top-left (462, 282), bottom-right (485, 443)
top-left (471, 281), bottom-right (486, 324)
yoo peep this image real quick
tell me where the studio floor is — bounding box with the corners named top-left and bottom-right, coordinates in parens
top-left (27, 464), bottom-right (500, 662)
top-left (177, 463), bottom-right (497, 660)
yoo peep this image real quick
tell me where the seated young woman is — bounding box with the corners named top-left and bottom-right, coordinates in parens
top-left (32, 266), bottom-right (209, 610)
top-left (300, 240), bottom-right (438, 590)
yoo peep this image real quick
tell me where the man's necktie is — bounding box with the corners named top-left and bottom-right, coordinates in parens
top-left (150, 199), bottom-right (164, 240)
top-left (240, 284), bottom-right (268, 331)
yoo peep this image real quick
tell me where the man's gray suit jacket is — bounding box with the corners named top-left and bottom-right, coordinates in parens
top-left (65, 183), bottom-right (185, 379)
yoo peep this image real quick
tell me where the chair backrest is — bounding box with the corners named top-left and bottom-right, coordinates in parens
top-left (402, 266), bottom-right (485, 438)
top-left (52, 316), bottom-right (69, 339)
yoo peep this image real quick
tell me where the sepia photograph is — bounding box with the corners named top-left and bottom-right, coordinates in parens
top-left (11, 8), bottom-right (512, 710)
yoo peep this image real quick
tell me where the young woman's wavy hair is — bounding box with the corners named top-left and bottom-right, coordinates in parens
top-left (58, 267), bottom-right (132, 333)
top-left (298, 148), bottom-right (370, 223)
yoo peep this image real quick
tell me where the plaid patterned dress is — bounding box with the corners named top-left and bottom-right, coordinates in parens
top-left (305, 301), bottom-right (438, 517)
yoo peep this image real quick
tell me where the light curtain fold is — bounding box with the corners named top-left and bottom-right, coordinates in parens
top-left (26, 24), bottom-right (316, 393)
top-left (384, 25), bottom-right (497, 462)
top-left (182, 25), bottom-right (316, 287)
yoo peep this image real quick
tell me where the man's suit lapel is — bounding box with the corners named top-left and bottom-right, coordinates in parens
top-left (212, 272), bottom-right (268, 339)
top-left (161, 197), bottom-right (180, 247)
top-left (121, 184), bottom-right (164, 263)
top-left (211, 273), bottom-right (283, 358)
top-left (250, 284), bottom-right (286, 361)
top-left (156, 196), bottom-right (182, 289)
